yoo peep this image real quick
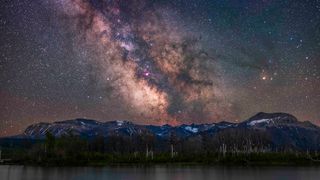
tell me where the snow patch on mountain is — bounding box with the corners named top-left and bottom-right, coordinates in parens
top-left (184, 126), bottom-right (198, 133)
top-left (116, 120), bottom-right (124, 126)
top-left (247, 119), bottom-right (274, 126)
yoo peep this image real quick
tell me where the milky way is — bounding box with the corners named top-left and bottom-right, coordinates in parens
top-left (0, 0), bottom-right (319, 136)
top-left (53, 0), bottom-right (233, 123)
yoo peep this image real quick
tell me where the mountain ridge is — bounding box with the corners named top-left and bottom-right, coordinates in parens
top-left (3, 112), bottom-right (320, 151)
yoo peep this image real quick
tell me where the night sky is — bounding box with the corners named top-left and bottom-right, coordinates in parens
top-left (0, 0), bottom-right (319, 136)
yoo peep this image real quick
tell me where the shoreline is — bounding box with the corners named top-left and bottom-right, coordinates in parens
top-left (2, 159), bottom-right (320, 167)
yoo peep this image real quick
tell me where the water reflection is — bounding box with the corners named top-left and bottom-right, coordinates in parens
top-left (0, 165), bottom-right (320, 180)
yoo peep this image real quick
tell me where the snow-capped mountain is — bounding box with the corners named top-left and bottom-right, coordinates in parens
top-left (241, 112), bottom-right (301, 127)
top-left (24, 119), bottom-right (150, 138)
top-left (8, 112), bottom-right (320, 151)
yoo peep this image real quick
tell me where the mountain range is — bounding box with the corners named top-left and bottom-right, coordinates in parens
top-left (3, 112), bottom-right (320, 151)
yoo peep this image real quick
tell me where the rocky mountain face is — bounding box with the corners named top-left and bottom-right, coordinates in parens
top-left (9, 112), bottom-right (320, 151)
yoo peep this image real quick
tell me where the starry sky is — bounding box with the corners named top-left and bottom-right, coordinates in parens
top-left (0, 0), bottom-right (319, 136)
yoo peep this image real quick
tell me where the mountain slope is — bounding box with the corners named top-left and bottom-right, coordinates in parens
top-left (6, 112), bottom-right (320, 151)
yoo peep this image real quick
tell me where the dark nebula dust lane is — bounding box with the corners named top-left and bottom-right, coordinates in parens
top-left (53, 0), bottom-right (233, 123)
top-left (0, 0), bottom-right (319, 136)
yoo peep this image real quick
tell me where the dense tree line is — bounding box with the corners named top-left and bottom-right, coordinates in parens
top-left (1, 129), bottom-right (320, 165)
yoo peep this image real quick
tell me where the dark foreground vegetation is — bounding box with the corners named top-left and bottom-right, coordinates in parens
top-left (1, 132), bottom-right (320, 166)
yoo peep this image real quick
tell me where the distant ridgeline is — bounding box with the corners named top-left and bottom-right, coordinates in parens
top-left (1, 112), bottom-right (320, 165)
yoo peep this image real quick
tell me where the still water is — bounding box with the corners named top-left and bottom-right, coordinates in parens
top-left (1, 165), bottom-right (320, 180)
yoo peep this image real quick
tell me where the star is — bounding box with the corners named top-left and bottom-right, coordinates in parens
top-left (0, 0), bottom-right (319, 136)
